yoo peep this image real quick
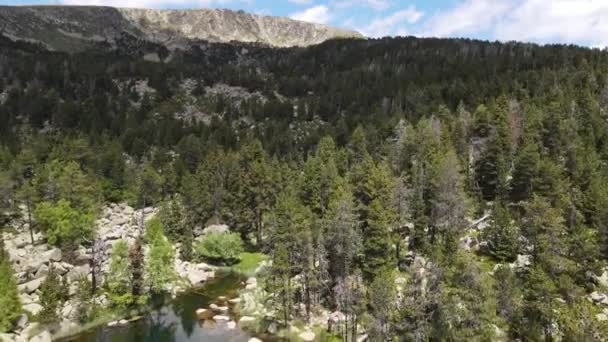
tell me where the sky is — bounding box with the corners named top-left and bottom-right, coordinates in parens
top-left (1, 0), bottom-right (607, 48)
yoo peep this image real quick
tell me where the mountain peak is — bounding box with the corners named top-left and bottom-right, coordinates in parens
top-left (0, 5), bottom-right (365, 52)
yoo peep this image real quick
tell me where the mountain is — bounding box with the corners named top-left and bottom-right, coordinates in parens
top-left (0, 5), bottom-right (364, 52)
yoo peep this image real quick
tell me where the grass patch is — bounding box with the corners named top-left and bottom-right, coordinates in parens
top-left (230, 252), bottom-right (268, 276)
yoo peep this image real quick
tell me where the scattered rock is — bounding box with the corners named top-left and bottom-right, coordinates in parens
top-left (213, 315), bottom-right (230, 321)
top-left (23, 303), bottom-right (43, 316)
top-left (597, 313), bottom-right (608, 322)
top-left (29, 331), bottom-right (52, 342)
top-left (18, 276), bottom-right (45, 293)
top-left (202, 224), bottom-right (229, 235)
top-left (590, 291), bottom-right (607, 304)
top-left (248, 338), bottom-right (263, 342)
top-left (595, 268), bottom-right (608, 288)
top-left (16, 314), bottom-right (28, 329)
top-left (239, 316), bottom-right (255, 326)
top-left (228, 297), bottom-right (241, 304)
top-left (299, 331), bottom-right (316, 342)
top-left (44, 248), bottom-right (62, 262)
top-left (510, 254), bottom-right (531, 270)
top-left (0, 333), bottom-right (17, 342)
top-left (267, 321), bottom-right (277, 334)
top-left (227, 321), bottom-right (236, 329)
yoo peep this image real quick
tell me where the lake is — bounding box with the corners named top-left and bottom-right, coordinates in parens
top-left (58, 272), bottom-right (272, 342)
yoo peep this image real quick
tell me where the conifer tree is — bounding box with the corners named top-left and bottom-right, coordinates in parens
top-left (0, 251), bottom-right (21, 332)
top-left (38, 265), bottom-right (65, 323)
top-left (483, 201), bottom-right (519, 261)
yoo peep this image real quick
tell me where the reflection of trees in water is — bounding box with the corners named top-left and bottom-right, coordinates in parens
top-left (172, 298), bottom-right (196, 337)
top-left (145, 307), bottom-right (177, 342)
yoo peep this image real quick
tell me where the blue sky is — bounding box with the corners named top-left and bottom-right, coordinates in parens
top-left (2, 0), bottom-right (607, 48)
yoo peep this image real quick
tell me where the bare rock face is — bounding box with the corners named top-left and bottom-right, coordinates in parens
top-left (0, 6), bottom-right (364, 52)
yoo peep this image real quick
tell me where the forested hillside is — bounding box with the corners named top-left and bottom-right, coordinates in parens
top-left (1, 35), bottom-right (608, 341)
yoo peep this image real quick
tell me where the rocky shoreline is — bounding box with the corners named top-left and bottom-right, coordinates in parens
top-left (0, 203), bottom-right (217, 342)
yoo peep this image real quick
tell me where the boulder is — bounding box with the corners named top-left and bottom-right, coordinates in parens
top-left (597, 313), bottom-right (608, 322)
top-left (195, 308), bottom-right (211, 319)
top-left (62, 303), bottom-right (74, 319)
top-left (228, 297), bottom-right (241, 304)
top-left (44, 248), bottom-right (62, 262)
top-left (16, 314), bottom-right (28, 330)
top-left (595, 269), bottom-right (608, 288)
top-left (510, 254), bottom-right (531, 270)
top-left (23, 303), bottom-right (43, 316)
top-left (0, 333), bottom-right (17, 342)
top-left (590, 291), bottom-right (608, 304)
top-left (29, 330), bottom-right (52, 342)
top-left (239, 316), bottom-right (255, 326)
top-left (202, 224), bottom-right (229, 235)
top-left (213, 315), bottom-right (230, 321)
top-left (267, 322), bottom-right (277, 334)
top-left (18, 277), bottom-right (45, 294)
top-left (299, 331), bottom-right (316, 342)
top-left (187, 270), bottom-right (209, 285)
top-left (329, 311), bottom-right (345, 324)
top-left (227, 321), bottom-right (236, 329)
top-left (248, 339), bottom-right (263, 342)
top-left (67, 264), bottom-right (91, 281)
top-left (33, 264), bottom-right (49, 279)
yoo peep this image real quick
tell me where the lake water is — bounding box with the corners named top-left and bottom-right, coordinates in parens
top-left (58, 272), bottom-right (269, 342)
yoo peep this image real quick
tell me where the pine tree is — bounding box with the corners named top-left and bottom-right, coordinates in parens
top-left (510, 136), bottom-right (540, 203)
top-left (410, 162), bottom-right (428, 252)
top-left (369, 270), bottom-right (396, 340)
top-left (325, 181), bottom-right (360, 282)
top-left (129, 238), bottom-right (145, 299)
top-left (431, 148), bottom-right (467, 257)
top-left (482, 201), bottom-right (519, 261)
top-left (269, 242), bottom-right (293, 327)
top-left (0, 253), bottom-right (21, 332)
top-left (106, 240), bottom-right (133, 311)
top-left (363, 199), bottom-right (394, 281)
top-left (38, 265), bottom-right (65, 323)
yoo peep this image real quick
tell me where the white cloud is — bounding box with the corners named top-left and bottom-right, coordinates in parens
top-left (288, 0), bottom-right (313, 5)
top-left (495, 0), bottom-right (608, 47)
top-left (360, 5), bottom-right (423, 37)
top-left (290, 5), bottom-right (331, 24)
top-left (422, 0), bottom-right (511, 37)
top-left (419, 0), bottom-right (608, 47)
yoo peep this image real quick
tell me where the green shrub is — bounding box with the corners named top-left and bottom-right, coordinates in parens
top-left (195, 232), bottom-right (244, 265)
top-left (34, 200), bottom-right (94, 248)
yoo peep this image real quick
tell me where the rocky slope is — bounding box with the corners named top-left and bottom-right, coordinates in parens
top-left (0, 6), bottom-right (364, 52)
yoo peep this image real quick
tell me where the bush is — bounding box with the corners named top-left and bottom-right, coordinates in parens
top-left (195, 232), bottom-right (244, 265)
top-left (34, 200), bottom-right (94, 248)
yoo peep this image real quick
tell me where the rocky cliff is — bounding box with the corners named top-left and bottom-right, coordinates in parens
top-left (0, 6), bottom-right (364, 52)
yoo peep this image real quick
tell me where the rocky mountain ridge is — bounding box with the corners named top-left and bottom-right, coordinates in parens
top-left (0, 5), bottom-right (364, 52)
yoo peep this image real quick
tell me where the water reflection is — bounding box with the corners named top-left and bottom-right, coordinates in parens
top-left (59, 272), bottom-right (254, 342)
